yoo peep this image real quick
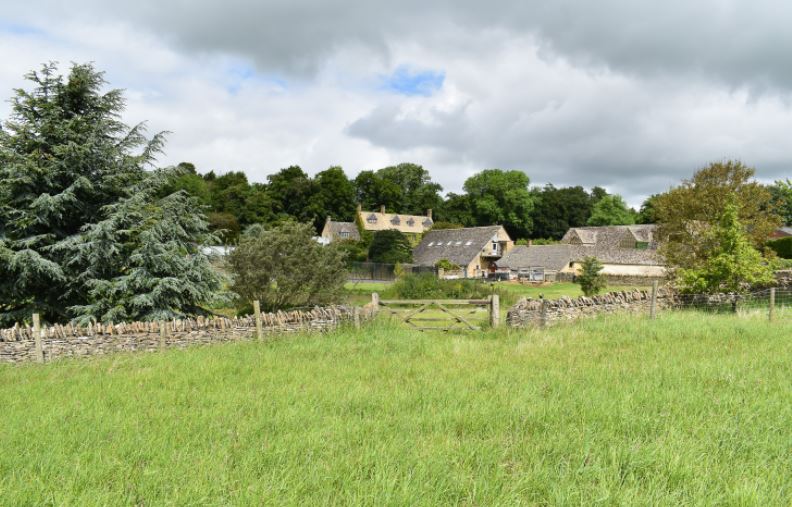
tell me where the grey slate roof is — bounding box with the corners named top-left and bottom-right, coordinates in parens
top-left (413, 226), bottom-right (502, 267)
top-left (776, 227), bottom-right (792, 237)
top-left (499, 225), bottom-right (663, 270)
top-left (496, 245), bottom-right (573, 271)
top-left (326, 221), bottom-right (360, 241)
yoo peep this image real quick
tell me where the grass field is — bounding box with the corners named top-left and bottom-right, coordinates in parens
top-left (2, 312), bottom-right (791, 505)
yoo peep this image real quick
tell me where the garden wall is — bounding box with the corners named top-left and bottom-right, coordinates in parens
top-left (1, 305), bottom-right (374, 364)
top-left (507, 289), bottom-right (673, 328)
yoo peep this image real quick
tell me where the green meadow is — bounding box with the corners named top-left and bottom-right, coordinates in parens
top-left (1, 312), bottom-right (791, 505)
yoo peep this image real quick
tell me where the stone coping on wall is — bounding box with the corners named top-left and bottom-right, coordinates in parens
top-left (1, 305), bottom-right (376, 364)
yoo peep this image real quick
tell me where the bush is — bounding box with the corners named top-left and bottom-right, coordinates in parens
top-left (434, 259), bottom-right (460, 270)
top-left (577, 257), bottom-right (606, 297)
top-left (368, 230), bottom-right (413, 264)
top-left (392, 273), bottom-right (497, 300)
top-left (768, 237), bottom-right (792, 259)
top-left (228, 221), bottom-right (346, 311)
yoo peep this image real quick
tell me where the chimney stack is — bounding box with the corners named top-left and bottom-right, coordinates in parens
top-left (427, 208), bottom-right (433, 219)
top-left (326, 216), bottom-right (331, 224)
top-left (356, 203), bottom-right (362, 214)
top-left (528, 240), bottom-right (533, 247)
top-left (380, 205), bottom-right (386, 214)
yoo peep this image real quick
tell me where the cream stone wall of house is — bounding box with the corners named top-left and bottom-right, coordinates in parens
top-left (459, 229), bottom-right (515, 277)
top-left (356, 204), bottom-right (432, 235)
top-left (568, 262), bottom-right (666, 277)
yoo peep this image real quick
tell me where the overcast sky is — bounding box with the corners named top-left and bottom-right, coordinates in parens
top-left (2, 1), bottom-right (791, 206)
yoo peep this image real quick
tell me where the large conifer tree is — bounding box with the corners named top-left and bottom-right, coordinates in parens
top-left (0, 63), bottom-right (221, 324)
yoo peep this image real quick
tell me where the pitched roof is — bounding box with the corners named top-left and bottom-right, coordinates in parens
top-left (358, 207), bottom-right (432, 234)
top-left (776, 226), bottom-right (792, 237)
top-left (496, 245), bottom-right (573, 271)
top-left (563, 225), bottom-right (662, 266)
top-left (325, 221), bottom-right (361, 241)
top-left (499, 225), bottom-right (663, 270)
top-left (413, 226), bottom-right (503, 267)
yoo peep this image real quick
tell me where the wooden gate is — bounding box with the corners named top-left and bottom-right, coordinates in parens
top-left (376, 295), bottom-right (499, 331)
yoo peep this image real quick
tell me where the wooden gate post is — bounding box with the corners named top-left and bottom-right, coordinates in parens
top-left (769, 288), bottom-right (776, 322)
top-left (490, 294), bottom-right (500, 328)
top-left (32, 313), bottom-right (44, 364)
top-left (650, 280), bottom-right (658, 320)
top-left (253, 300), bottom-right (264, 341)
top-left (540, 299), bottom-right (548, 328)
top-left (159, 320), bottom-right (166, 349)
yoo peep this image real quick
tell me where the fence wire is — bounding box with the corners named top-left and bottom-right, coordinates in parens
top-left (668, 288), bottom-right (792, 318)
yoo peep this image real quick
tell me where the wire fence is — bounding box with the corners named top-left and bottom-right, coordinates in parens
top-left (669, 288), bottom-right (792, 319)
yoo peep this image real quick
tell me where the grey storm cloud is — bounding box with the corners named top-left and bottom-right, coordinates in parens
top-left (9, 0), bottom-right (792, 90)
top-left (3, 0), bottom-right (792, 204)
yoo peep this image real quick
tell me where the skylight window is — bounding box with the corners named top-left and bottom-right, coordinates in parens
top-left (455, 241), bottom-right (462, 245)
top-left (428, 242), bottom-right (434, 246)
top-left (465, 241), bottom-right (473, 246)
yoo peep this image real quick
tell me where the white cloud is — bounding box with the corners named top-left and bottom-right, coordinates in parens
top-left (2, 2), bottom-right (792, 209)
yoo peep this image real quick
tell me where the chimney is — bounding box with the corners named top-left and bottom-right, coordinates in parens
top-left (326, 216), bottom-right (331, 224)
top-left (528, 240), bottom-right (532, 247)
top-left (380, 205), bottom-right (386, 214)
top-left (427, 208), bottom-right (433, 219)
top-left (356, 203), bottom-right (362, 214)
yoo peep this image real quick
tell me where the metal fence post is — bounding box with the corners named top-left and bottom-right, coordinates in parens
top-left (32, 313), bottom-right (44, 363)
top-left (253, 300), bottom-right (264, 341)
top-left (650, 280), bottom-right (658, 320)
top-left (769, 288), bottom-right (776, 322)
top-left (490, 294), bottom-right (500, 328)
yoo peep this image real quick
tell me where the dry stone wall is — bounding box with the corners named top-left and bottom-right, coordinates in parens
top-left (507, 289), bottom-right (673, 328)
top-left (1, 305), bottom-right (374, 364)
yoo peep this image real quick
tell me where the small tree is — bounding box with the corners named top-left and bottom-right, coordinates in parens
top-left (368, 230), bottom-right (413, 264)
top-left (678, 203), bottom-right (775, 293)
top-left (577, 257), bottom-right (606, 296)
top-left (587, 195), bottom-right (636, 226)
top-left (228, 221), bottom-right (347, 311)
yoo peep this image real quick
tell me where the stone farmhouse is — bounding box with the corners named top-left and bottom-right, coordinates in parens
top-left (412, 226), bottom-right (514, 278)
top-left (320, 205), bottom-right (433, 244)
top-left (496, 225), bottom-right (665, 283)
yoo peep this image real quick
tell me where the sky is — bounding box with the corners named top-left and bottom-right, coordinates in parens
top-left (1, 1), bottom-right (791, 206)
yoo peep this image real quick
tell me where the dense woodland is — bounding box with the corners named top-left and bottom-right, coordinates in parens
top-left (165, 161), bottom-right (792, 244)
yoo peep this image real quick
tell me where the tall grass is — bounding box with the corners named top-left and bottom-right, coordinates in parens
top-left (1, 313), bottom-right (791, 505)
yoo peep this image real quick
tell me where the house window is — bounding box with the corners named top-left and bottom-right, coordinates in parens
top-left (391, 216), bottom-right (401, 225)
top-left (339, 231), bottom-right (350, 239)
top-left (635, 241), bottom-right (649, 250)
top-left (366, 214), bottom-right (378, 224)
top-left (407, 218), bottom-right (415, 226)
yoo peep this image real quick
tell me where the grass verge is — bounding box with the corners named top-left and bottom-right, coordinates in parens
top-left (1, 312), bottom-right (790, 505)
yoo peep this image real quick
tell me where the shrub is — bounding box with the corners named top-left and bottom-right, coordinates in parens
top-left (767, 237), bottom-right (792, 259)
top-left (392, 273), bottom-right (497, 300)
top-left (434, 259), bottom-right (460, 270)
top-left (228, 221), bottom-right (346, 311)
top-left (577, 257), bottom-right (607, 297)
top-left (368, 230), bottom-right (413, 264)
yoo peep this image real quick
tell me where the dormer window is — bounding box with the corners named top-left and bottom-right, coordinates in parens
top-left (422, 218), bottom-right (433, 227)
top-left (366, 214), bottom-right (378, 224)
top-left (391, 215), bottom-right (401, 225)
top-left (407, 218), bottom-right (415, 226)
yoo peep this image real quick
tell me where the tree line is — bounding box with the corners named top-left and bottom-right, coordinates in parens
top-left (2, 62), bottom-right (791, 325)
